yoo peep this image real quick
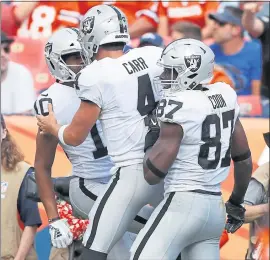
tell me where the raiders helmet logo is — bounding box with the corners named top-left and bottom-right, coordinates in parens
top-left (82, 16), bottom-right (95, 35)
top-left (44, 43), bottom-right (52, 58)
top-left (120, 16), bottom-right (128, 33)
top-left (184, 55), bottom-right (201, 73)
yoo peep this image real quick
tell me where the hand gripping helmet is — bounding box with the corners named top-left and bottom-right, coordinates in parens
top-left (155, 38), bottom-right (215, 94)
top-left (45, 28), bottom-right (82, 82)
top-left (79, 4), bottom-right (130, 63)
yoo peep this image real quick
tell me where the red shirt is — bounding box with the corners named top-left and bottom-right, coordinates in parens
top-left (78, 1), bottom-right (158, 26)
top-left (17, 1), bottom-right (80, 39)
top-left (1, 3), bottom-right (20, 36)
top-left (142, 0), bottom-right (219, 28)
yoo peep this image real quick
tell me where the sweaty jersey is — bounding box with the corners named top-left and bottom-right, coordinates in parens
top-left (157, 82), bottom-right (240, 194)
top-left (34, 82), bottom-right (113, 180)
top-left (77, 46), bottom-right (163, 167)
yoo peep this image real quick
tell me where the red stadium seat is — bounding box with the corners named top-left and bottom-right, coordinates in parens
top-left (9, 37), bottom-right (54, 93)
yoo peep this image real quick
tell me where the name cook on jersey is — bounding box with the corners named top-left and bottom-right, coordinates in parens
top-left (208, 94), bottom-right (227, 109)
top-left (122, 57), bottom-right (149, 75)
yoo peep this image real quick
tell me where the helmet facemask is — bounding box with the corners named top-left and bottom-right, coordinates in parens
top-left (154, 59), bottom-right (198, 95)
top-left (154, 40), bottom-right (215, 95)
top-left (78, 33), bottom-right (97, 65)
top-left (46, 50), bottom-right (84, 82)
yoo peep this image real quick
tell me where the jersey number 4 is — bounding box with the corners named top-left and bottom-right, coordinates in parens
top-left (34, 98), bottom-right (107, 160)
top-left (157, 99), bottom-right (235, 170)
top-left (137, 74), bottom-right (157, 116)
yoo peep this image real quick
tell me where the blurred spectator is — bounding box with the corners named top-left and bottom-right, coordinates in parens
top-left (138, 33), bottom-right (164, 48)
top-left (16, 1), bottom-right (80, 39)
top-left (218, 1), bottom-right (239, 10)
top-left (220, 1), bottom-right (269, 17)
top-left (242, 1), bottom-right (269, 111)
top-left (209, 6), bottom-right (262, 96)
top-left (1, 114), bottom-right (41, 259)
top-left (1, 32), bottom-right (36, 115)
top-left (132, 0), bottom-right (220, 39)
top-left (170, 21), bottom-right (235, 88)
top-left (171, 21), bottom-right (202, 41)
top-left (1, 1), bottom-right (38, 36)
top-left (244, 132), bottom-right (269, 260)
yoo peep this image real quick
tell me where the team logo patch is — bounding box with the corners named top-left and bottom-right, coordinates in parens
top-left (184, 55), bottom-right (201, 72)
top-left (82, 16), bottom-right (95, 35)
top-left (44, 42), bottom-right (52, 58)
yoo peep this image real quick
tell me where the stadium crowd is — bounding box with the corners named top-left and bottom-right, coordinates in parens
top-left (1, 1), bottom-right (269, 118)
top-left (1, 1), bottom-right (269, 260)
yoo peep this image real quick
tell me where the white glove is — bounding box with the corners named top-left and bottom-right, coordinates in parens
top-left (49, 219), bottom-right (73, 248)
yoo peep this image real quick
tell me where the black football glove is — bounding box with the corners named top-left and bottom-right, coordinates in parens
top-left (225, 199), bottom-right (246, 233)
top-left (144, 109), bottom-right (160, 152)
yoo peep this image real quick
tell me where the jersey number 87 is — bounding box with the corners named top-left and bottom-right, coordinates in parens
top-left (157, 98), bottom-right (235, 170)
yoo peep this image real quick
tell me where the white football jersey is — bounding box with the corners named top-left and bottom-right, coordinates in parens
top-left (77, 46), bottom-right (163, 167)
top-left (34, 82), bottom-right (113, 180)
top-left (158, 83), bottom-right (240, 194)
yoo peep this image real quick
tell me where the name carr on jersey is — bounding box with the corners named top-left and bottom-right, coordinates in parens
top-left (122, 57), bottom-right (149, 75)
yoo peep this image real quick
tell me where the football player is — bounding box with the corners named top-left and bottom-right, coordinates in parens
top-left (130, 39), bottom-right (253, 259)
top-left (34, 27), bottom-right (153, 256)
top-left (36, 5), bottom-right (165, 260)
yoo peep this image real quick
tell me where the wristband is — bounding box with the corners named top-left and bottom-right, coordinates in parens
top-left (229, 195), bottom-right (244, 206)
top-left (58, 125), bottom-right (68, 146)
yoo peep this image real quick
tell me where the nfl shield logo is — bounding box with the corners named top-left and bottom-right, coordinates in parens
top-left (184, 55), bottom-right (202, 73)
top-left (82, 16), bottom-right (95, 35)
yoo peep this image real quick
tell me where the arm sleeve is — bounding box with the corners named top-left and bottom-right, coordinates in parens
top-left (244, 179), bottom-right (265, 205)
top-left (17, 168), bottom-right (42, 227)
